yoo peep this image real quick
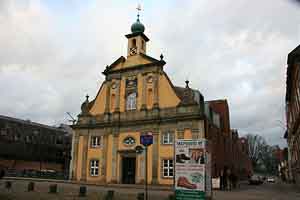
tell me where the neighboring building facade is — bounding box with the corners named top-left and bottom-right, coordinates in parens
top-left (208, 100), bottom-right (231, 136)
top-left (286, 44), bottom-right (300, 186)
top-left (0, 115), bottom-right (72, 176)
top-left (71, 16), bottom-right (208, 185)
top-left (205, 100), bottom-right (252, 179)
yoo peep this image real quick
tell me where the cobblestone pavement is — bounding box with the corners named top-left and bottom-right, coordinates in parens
top-left (1, 179), bottom-right (300, 200)
top-left (0, 179), bottom-right (172, 200)
top-left (213, 181), bottom-right (300, 200)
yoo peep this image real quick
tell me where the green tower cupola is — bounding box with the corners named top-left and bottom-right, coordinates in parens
top-left (131, 14), bottom-right (145, 33)
top-left (126, 6), bottom-right (149, 57)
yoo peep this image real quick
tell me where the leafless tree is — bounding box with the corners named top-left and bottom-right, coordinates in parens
top-left (246, 134), bottom-right (267, 168)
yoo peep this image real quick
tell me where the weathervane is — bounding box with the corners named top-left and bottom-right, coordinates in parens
top-left (136, 3), bottom-right (142, 20)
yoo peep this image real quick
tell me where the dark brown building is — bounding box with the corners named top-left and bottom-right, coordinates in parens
top-left (0, 115), bottom-right (72, 178)
top-left (285, 44), bottom-right (300, 186)
top-left (205, 100), bottom-right (252, 179)
top-left (209, 100), bottom-right (231, 135)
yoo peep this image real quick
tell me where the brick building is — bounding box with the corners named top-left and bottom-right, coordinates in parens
top-left (205, 100), bottom-right (252, 179)
top-left (0, 115), bottom-right (72, 177)
top-left (285, 44), bottom-right (300, 186)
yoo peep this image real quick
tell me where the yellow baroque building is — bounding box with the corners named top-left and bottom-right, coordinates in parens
top-left (71, 15), bottom-right (207, 185)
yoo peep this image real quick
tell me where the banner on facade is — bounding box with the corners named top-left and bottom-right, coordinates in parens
top-left (175, 139), bottom-right (207, 200)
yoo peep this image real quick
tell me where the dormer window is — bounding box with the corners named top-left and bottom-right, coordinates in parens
top-left (126, 92), bottom-right (137, 110)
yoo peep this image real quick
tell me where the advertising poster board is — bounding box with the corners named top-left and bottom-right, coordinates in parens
top-left (175, 139), bottom-right (207, 200)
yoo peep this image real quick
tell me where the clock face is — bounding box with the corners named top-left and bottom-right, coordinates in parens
top-left (130, 47), bottom-right (137, 55)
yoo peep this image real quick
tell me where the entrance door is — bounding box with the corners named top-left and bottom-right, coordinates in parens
top-left (122, 157), bottom-right (136, 184)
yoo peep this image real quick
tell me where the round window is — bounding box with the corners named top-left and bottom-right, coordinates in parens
top-left (123, 136), bottom-right (136, 146)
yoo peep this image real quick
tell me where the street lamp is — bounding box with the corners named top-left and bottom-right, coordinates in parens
top-left (33, 130), bottom-right (42, 174)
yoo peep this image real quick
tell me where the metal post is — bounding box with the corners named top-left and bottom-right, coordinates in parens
top-left (145, 146), bottom-right (148, 200)
top-left (38, 132), bottom-right (42, 173)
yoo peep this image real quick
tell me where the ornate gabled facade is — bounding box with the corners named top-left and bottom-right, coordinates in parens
top-left (71, 15), bottom-right (206, 185)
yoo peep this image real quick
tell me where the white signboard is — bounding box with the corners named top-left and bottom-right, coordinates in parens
top-left (175, 139), bottom-right (206, 199)
top-left (212, 178), bottom-right (220, 189)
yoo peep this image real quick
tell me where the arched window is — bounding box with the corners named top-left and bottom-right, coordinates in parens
top-left (126, 92), bottom-right (137, 110)
top-left (132, 39), bottom-right (137, 47)
top-left (142, 40), bottom-right (145, 50)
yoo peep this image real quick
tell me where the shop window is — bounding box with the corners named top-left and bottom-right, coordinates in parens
top-left (162, 159), bottom-right (174, 178)
top-left (56, 137), bottom-right (63, 145)
top-left (25, 135), bottom-right (31, 143)
top-left (90, 160), bottom-right (99, 176)
top-left (91, 136), bottom-right (101, 148)
top-left (126, 92), bottom-right (137, 110)
top-left (162, 132), bottom-right (174, 144)
top-left (0, 129), bottom-right (7, 136)
top-left (14, 134), bottom-right (20, 141)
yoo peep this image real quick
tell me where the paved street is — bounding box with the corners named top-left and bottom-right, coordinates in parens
top-left (1, 179), bottom-right (300, 200)
top-left (213, 181), bottom-right (300, 200)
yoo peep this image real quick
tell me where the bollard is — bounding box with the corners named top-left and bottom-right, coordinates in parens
top-left (79, 186), bottom-right (86, 197)
top-left (5, 181), bottom-right (12, 190)
top-left (49, 184), bottom-right (57, 193)
top-left (168, 194), bottom-right (175, 200)
top-left (28, 182), bottom-right (35, 192)
top-left (137, 192), bottom-right (144, 200)
top-left (105, 190), bottom-right (114, 200)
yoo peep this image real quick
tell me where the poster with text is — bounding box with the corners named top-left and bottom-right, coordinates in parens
top-left (175, 139), bottom-right (207, 200)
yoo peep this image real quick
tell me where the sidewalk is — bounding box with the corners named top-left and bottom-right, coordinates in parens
top-left (3, 176), bottom-right (173, 191)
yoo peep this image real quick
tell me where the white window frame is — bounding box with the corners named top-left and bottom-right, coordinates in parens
top-left (91, 136), bottom-right (101, 148)
top-left (90, 160), bottom-right (99, 176)
top-left (162, 132), bottom-right (174, 144)
top-left (162, 159), bottom-right (174, 178)
top-left (126, 92), bottom-right (137, 110)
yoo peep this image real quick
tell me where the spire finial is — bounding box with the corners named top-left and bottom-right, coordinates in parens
top-left (185, 80), bottom-right (190, 88)
top-left (86, 94), bottom-right (89, 101)
top-left (160, 53), bottom-right (164, 60)
top-left (136, 3), bottom-right (142, 21)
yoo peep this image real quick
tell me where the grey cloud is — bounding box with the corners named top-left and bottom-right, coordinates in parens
top-left (0, 0), bottom-right (298, 148)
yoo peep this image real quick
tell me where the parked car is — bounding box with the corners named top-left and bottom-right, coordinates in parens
top-left (249, 175), bottom-right (263, 185)
top-left (267, 177), bottom-right (275, 183)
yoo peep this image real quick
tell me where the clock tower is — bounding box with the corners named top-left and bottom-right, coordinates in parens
top-left (126, 13), bottom-right (149, 57)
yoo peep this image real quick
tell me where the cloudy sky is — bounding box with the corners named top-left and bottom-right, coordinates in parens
top-left (1, 0), bottom-right (299, 147)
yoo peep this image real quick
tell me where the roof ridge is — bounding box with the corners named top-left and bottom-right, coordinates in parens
top-left (0, 115), bottom-right (67, 132)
